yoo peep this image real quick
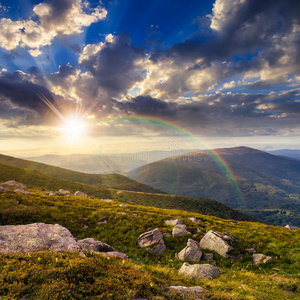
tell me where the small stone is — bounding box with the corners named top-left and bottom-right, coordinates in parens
top-left (188, 217), bottom-right (200, 223)
top-left (172, 224), bottom-right (192, 237)
top-left (168, 286), bottom-right (210, 299)
top-left (14, 189), bottom-right (32, 194)
top-left (98, 220), bottom-right (107, 226)
top-left (246, 248), bottom-right (256, 254)
top-left (83, 224), bottom-right (89, 229)
top-left (119, 204), bottom-right (128, 207)
top-left (165, 219), bottom-right (183, 226)
top-left (132, 213), bottom-right (138, 218)
top-left (74, 191), bottom-right (87, 197)
top-left (163, 232), bottom-right (171, 237)
top-left (101, 199), bottom-right (113, 202)
top-left (285, 225), bottom-right (297, 230)
top-left (179, 263), bottom-right (220, 279)
top-left (253, 253), bottom-right (273, 266)
top-left (117, 212), bottom-right (126, 215)
top-left (56, 189), bottom-right (71, 196)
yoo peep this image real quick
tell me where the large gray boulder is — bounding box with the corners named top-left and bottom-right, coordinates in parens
top-left (172, 224), bottom-right (192, 237)
top-left (165, 219), bottom-right (183, 226)
top-left (0, 223), bottom-right (83, 255)
top-left (4, 180), bottom-right (27, 190)
top-left (176, 239), bottom-right (202, 262)
top-left (57, 189), bottom-right (71, 196)
top-left (78, 238), bottom-right (128, 260)
top-left (138, 228), bottom-right (166, 254)
top-left (168, 286), bottom-right (210, 299)
top-left (200, 230), bottom-right (237, 258)
top-left (179, 263), bottom-right (220, 279)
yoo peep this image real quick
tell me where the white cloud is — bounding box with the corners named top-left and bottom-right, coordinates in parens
top-left (0, 0), bottom-right (107, 55)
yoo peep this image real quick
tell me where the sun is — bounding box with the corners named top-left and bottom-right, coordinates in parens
top-left (61, 118), bottom-right (86, 140)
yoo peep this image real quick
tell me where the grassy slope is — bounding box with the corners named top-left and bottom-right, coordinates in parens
top-left (0, 154), bottom-right (163, 194)
top-left (0, 190), bottom-right (299, 299)
top-left (0, 162), bottom-right (256, 222)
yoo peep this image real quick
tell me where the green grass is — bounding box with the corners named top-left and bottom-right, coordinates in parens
top-left (0, 162), bottom-right (256, 222)
top-left (0, 190), bottom-right (299, 299)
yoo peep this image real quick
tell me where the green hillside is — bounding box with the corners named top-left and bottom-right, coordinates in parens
top-left (128, 147), bottom-right (300, 226)
top-left (0, 154), bottom-right (163, 194)
top-left (0, 189), bottom-right (299, 299)
top-left (0, 162), bottom-right (256, 222)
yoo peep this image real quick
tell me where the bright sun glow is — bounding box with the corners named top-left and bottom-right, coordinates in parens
top-left (62, 118), bottom-right (86, 139)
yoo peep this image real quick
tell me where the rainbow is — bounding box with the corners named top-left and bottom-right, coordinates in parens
top-left (99, 114), bottom-right (245, 206)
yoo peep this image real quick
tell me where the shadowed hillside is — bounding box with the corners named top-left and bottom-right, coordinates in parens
top-left (128, 147), bottom-right (300, 226)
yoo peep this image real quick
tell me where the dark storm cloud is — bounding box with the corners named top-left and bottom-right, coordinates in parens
top-left (79, 34), bottom-right (146, 98)
top-left (0, 71), bottom-right (56, 125)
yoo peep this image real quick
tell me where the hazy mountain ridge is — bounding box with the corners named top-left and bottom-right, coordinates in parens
top-left (128, 147), bottom-right (300, 226)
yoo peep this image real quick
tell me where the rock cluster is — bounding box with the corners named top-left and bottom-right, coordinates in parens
top-left (0, 223), bottom-right (127, 260)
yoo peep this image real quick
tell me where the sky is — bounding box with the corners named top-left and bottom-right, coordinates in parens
top-left (0, 0), bottom-right (299, 156)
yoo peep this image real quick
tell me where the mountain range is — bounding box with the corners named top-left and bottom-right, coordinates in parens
top-left (128, 147), bottom-right (300, 226)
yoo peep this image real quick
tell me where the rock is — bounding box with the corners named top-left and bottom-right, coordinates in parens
top-left (176, 239), bottom-right (202, 262)
top-left (56, 189), bottom-right (71, 196)
top-left (0, 223), bottom-right (83, 255)
top-left (138, 228), bottom-right (166, 254)
top-left (117, 212), bottom-right (126, 215)
top-left (4, 180), bottom-right (27, 190)
top-left (78, 238), bottom-right (128, 260)
top-left (165, 219), bottom-right (183, 226)
top-left (83, 224), bottom-right (89, 229)
top-left (172, 224), bottom-right (191, 237)
top-left (101, 199), bottom-right (113, 202)
top-left (164, 232), bottom-right (171, 237)
top-left (0, 186), bottom-right (11, 193)
top-left (14, 189), bottom-right (32, 194)
top-left (285, 225), bottom-right (297, 230)
top-left (119, 204), bottom-right (128, 207)
top-left (253, 253), bottom-right (273, 266)
top-left (197, 227), bottom-right (201, 233)
top-left (200, 230), bottom-right (237, 258)
top-left (246, 248), bottom-right (256, 254)
top-left (74, 191), bottom-right (87, 197)
top-left (98, 220), bottom-right (107, 226)
top-left (168, 286), bottom-right (210, 299)
top-left (45, 192), bottom-right (55, 196)
top-left (132, 213), bottom-right (138, 218)
top-left (202, 253), bottom-right (214, 262)
top-left (188, 217), bottom-right (200, 223)
top-left (179, 263), bottom-right (220, 279)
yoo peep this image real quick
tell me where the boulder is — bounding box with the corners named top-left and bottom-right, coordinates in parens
top-left (172, 224), bottom-right (191, 237)
top-left (0, 223), bottom-right (83, 255)
top-left (74, 191), bottom-right (87, 197)
top-left (4, 180), bottom-right (27, 190)
top-left (285, 225), bottom-right (297, 230)
top-left (253, 253), bottom-right (273, 266)
top-left (200, 230), bottom-right (237, 258)
top-left (176, 239), bottom-right (202, 262)
top-left (57, 189), bottom-right (71, 196)
top-left (14, 189), bottom-right (32, 194)
top-left (188, 217), bottom-right (200, 223)
top-left (0, 185), bottom-right (11, 193)
top-left (78, 238), bottom-right (128, 260)
top-left (165, 219), bottom-right (183, 226)
top-left (168, 286), bottom-right (210, 299)
top-left (179, 263), bottom-right (220, 279)
top-left (138, 228), bottom-right (166, 254)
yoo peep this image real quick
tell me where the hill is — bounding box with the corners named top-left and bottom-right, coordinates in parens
top-left (0, 153), bottom-right (162, 194)
top-left (0, 188), bottom-right (299, 299)
top-left (24, 149), bottom-right (195, 174)
top-left (128, 147), bottom-right (300, 226)
top-left (268, 149), bottom-right (300, 161)
top-left (0, 162), bottom-right (256, 222)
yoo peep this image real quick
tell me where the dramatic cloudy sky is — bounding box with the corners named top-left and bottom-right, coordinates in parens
top-left (0, 0), bottom-right (299, 156)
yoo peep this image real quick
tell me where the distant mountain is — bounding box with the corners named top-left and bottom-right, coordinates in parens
top-left (24, 149), bottom-right (195, 174)
top-left (268, 149), bottom-right (300, 161)
top-left (0, 154), bottom-right (163, 194)
top-left (128, 147), bottom-right (300, 226)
